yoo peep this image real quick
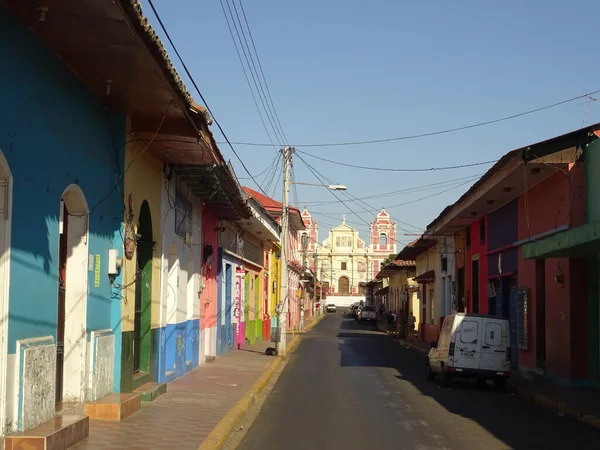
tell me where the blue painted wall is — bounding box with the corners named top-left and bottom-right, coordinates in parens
top-left (216, 248), bottom-right (225, 355)
top-left (0, 6), bottom-right (124, 359)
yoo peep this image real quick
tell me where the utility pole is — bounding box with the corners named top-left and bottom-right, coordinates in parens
top-left (277, 146), bottom-right (293, 356)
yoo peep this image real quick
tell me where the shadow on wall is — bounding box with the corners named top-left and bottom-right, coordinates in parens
top-left (335, 317), bottom-right (597, 449)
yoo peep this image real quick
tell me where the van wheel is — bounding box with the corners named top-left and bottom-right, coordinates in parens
top-left (495, 377), bottom-right (506, 391)
top-left (426, 361), bottom-right (434, 381)
top-left (442, 371), bottom-right (453, 388)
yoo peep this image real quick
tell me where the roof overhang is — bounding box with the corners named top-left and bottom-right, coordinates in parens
top-left (414, 269), bottom-right (436, 284)
top-left (2, 0), bottom-right (227, 166)
top-left (376, 261), bottom-right (416, 279)
top-left (242, 198), bottom-right (280, 242)
top-left (396, 238), bottom-right (436, 260)
top-left (176, 165), bottom-right (251, 221)
top-left (426, 124), bottom-right (600, 236)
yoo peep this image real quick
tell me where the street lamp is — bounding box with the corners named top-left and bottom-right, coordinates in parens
top-left (290, 181), bottom-right (348, 191)
top-left (277, 146), bottom-right (347, 356)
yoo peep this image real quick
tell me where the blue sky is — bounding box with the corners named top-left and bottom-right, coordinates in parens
top-left (142, 0), bottom-right (600, 247)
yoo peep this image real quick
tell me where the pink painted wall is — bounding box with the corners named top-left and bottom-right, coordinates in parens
top-left (516, 166), bottom-right (588, 380)
top-left (201, 205), bottom-right (219, 330)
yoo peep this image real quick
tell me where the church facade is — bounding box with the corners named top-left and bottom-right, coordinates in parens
top-left (298, 208), bottom-right (397, 298)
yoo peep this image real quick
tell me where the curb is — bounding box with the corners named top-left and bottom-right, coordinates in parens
top-left (391, 335), bottom-right (600, 433)
top-left (198, 316), bottom-right (324, 449)
top-left (506, 385), bottom-right (600, 432)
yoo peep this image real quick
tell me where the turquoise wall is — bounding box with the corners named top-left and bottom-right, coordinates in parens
top-left (0, 6), bottom-right (124, 363)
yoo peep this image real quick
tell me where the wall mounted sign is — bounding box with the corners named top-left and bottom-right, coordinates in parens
top-left (124, 223), bottom-right (135, 260)
top-left (94, 254), bottom-right (101, 288)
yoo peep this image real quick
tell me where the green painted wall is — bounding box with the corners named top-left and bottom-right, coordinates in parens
top-left (586, 140), bottom-right (600, 222)
top-left (588, 257), bottom-right (599, 381)
top-left (255, 276), bottom-right (262, 342)
top-left (245, 272), bottom-right (253, 345)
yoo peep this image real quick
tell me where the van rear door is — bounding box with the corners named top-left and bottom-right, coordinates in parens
top-left (479, 319), bottom-right (508, 372)
top-left (453, 316), bottom-right (481, 370)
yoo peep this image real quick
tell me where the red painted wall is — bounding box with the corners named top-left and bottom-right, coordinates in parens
top-left (201, 205), bottom-right (219, 330)
top-left (466, 216), bottom-right (489, 314)
top-left (516, 166), bottom-right (587, 379)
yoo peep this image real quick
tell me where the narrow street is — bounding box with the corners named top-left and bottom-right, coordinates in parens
top-left (238, 310), bottom-right (600, 450)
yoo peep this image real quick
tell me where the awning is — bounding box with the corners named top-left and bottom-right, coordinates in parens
top-left (522, 221), bottom-right (600, 259)
top-left (413, 269), bottom-right (436, 284)
top-left (374, 286), bottom-right (389, 296)
top-left (376, 260), bottom-right (416, 279)
top-left (396, 238), bottom-right (436, 261)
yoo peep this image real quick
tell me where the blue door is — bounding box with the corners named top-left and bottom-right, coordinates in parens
top-left (225, 264), bottom-right (234, 351)
top-left (216, 250), bottom-right (224, 355)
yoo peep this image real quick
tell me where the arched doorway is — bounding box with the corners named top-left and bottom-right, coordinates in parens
top-left (133, 201), bottom-right (153, 376)
top-left (57, 184), bottom-right (89, 405)
top-left (0, 152), bottom-right (12, 433)
top-left (338, 276), bottom-right (350, 295)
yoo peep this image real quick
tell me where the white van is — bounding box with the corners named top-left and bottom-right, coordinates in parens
top-left (426, 313), bottom-right (511, 389)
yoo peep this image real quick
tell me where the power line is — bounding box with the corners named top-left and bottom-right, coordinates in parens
top-left (308, 175), bottom-right (479, 216)
top-left (296, 150), bottom-right (496, 172)
top-left (295, 153), bottom-right (412, 246)
top-left (238, 154), bottom-right (279, 180)
top-left (221, 0), bottom-right (286, 146)
top-left (298, 173), bottom-right (484, 206)
top-left (217, 88), bottom-right (600, 147)
top-left (219, 0), bottom-right (279, 149)
top-left (237, 0), bottom-right (289, 144)
top-left (294, 156), bottom-right (423, 234)
top-left (146, 0), bottom-right (269, 196)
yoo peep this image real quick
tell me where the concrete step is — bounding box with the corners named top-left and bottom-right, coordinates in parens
top-left (84, 393), bottom-right (141, 421)
top-left (134, 381), bottom-right (167, 402)
top-left (4, 413), bottom-right (89, 450)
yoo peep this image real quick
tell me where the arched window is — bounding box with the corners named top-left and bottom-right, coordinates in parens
top-left (338, 276), bottom-right (350, 295)
top-left (380, 233), bottom-right (388, 246)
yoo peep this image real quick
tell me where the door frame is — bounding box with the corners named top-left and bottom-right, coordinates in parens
top-left (133, 200), bottom-right (153, 383)
top-left (0, 151), bottom-right (12, 435)
top-left (59, 184), bottom-right (89, 402)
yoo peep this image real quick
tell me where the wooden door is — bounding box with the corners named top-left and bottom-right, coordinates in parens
top-left (56, 202), bottom-right (68, 405)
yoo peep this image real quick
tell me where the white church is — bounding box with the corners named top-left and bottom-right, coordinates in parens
top-left (298, 208), bottom-right (397, 306)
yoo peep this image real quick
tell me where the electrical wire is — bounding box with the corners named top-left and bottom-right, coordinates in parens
top-left (146, 0), bottom-right (269, 196)
top-left (293, 156), bottom-right (422, 235)
top-left (297, 150), bottom-right (496, 172)
top-left (298, 173), bottom-right (484, 206)
top-left (217, 88), bottom-right (600, 147)
top-left (220, 0), bottom-right (284, 147)
top-left (219, 0), bottom-right (279, 150)
top-left (295, 152), bottom-right (410, 246)
top-left (238, 0), bottom-right (288, 144)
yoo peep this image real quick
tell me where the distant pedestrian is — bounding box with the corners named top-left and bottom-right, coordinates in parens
top-left (407, 311), bottom-right (416, 339)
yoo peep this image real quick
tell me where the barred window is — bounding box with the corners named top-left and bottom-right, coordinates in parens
top-left (175, 190), bottom-right (192, 239)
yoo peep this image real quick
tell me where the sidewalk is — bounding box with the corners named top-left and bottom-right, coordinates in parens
top-left (72, 315), bottom-right (323, 450)
top-left (392, 334), bottom-right (600, 432)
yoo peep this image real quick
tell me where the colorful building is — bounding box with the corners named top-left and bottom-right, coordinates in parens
top-left (0, 2), bottom-right (132, 438)
top-left (216, 190), bottom-right (279, 353)
top-left (421, 123), bottom-right (600, 386)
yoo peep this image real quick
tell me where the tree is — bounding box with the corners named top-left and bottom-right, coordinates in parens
top-left (381, 253), bottom-right (397, 267)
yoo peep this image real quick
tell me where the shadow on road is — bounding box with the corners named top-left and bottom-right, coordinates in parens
top-left (335, 315), bottom-right (599, 449)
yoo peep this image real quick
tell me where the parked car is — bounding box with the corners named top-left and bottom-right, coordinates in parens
top-left (426, 313), bottom-right (510, 389)
top-left (326, 304), bottom-right (337, 313)
top-left (358, 305), bottom-right (376, 323)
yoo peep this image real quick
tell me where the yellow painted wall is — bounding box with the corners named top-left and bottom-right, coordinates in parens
top-left (416, 249), bottom-right (438, 325)
top-left (122, 118), bottom-right (163, 332)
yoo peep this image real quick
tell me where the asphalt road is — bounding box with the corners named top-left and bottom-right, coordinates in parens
top-left (238, 310), bottom-right (600, 450)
